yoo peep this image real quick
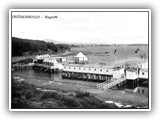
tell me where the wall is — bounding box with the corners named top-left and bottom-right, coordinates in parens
top-left (113, 68), bottom-right (125, 78)
top-left (63, 65), bottom-right (113, 75)
top-left (126, 71), bottom-right (138, 80)
top-left (134, 87), bottom-right (148, 95)
top-left (139, 70), bottom-right (148, 79)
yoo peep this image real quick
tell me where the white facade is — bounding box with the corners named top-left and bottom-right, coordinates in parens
top-left (126, 69), bottom-right (138, 80)
top-left (35, 54), bottom-right (50, 60)
top-left (139, 69), bottom-right (148, 79)
top-left (43, 57), bottom-right (64, 69)
top-left (141, 62), bottom-right (148, 69)
top-left (73, 52), bottom-right (88, 62)
top-left (63, 65), bottom-right (113, 75)
top-left (56, 57), bottom-right (67, 63)
top-left (113, 68), bottom-right (125, 78)
top-left (75, 57), bottom-right (88, 61)
top-left (44, 57), bottom-right (57, 65)
top-left (54, 63), bottom-right (64, 70)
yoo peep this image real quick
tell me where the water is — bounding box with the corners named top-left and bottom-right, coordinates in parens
top-left (13, 69), bottom-right (98, 87)
top-left (13, 69), bottom-right (61, 81)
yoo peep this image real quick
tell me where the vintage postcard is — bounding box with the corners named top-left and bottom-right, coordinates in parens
top-left (9, 9), bottom-right (151, 111)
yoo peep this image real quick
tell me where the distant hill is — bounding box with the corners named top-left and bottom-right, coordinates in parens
top-left (12, 37), bottom-right (71, 57)
top-left (127, 44), bottom-right (148, 46)
top-left (42, 39), bottom-right (148, 47)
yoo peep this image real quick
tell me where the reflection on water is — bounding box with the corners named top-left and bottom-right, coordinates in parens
top-left (13, 69), bottom-right (98, 87)
top-left (13, 69), bottom-right (62, 81)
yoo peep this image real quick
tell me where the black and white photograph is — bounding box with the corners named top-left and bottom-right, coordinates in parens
top-left (9, 9), bottom-right (151, 111)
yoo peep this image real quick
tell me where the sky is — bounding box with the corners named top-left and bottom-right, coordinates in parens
top-left (12, 11), bottom-right (149, 44)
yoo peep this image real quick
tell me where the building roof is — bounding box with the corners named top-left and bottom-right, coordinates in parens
top-left (74, 52), bottom-right (87, 58)
top-left (36, 54), bottom-right (50, 59)
top-left (65, 64), bottom-right (113, 69)
top-left (44, 57), bottom-right (58, 63)
top-left (126, 68), bottom-right (138, 72)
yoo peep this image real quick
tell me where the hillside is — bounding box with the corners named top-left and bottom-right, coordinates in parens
top-left (11, 78), bottom-right (120, 109)
top-left (12, 37), bottom-right (71, 57)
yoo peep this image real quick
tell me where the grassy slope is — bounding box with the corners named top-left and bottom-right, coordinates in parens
top-left (11, 79), bottom-right (120, 109)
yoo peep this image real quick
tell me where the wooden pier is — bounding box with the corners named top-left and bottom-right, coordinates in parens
top-left (62, 64), bottom-right (144, 90)
top-left (97, 76), bottom-right (127, 90)
top-left (62, 71), bottom-right (112, 82)
top-left (33, 64), bottom-right (60, 73)
top-left (62, 66), bottom-right (128, 90)
top-left (62, 64), bottom-right (113, 82)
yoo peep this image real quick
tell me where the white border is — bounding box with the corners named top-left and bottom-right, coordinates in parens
top-left (9, 9), bottom-right (151, 111)
top-left (149, 9), bottom-right (151, 111)
top-left (9, 9), bottom-right (12, 111)
top-left (9, 9), bottom-right (150, 12)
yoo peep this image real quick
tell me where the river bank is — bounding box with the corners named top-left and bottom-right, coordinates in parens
top-left (12, 74), bottom-right (148, 109)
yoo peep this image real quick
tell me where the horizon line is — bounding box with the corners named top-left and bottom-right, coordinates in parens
top-left (12, 36), bottom-right (148, 45)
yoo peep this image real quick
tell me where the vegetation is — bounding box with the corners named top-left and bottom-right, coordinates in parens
top-left (12, 58), bottom-right (33, 64)
top-left (12, 37), bottom-right (71, 57)
top-left (11, 79), bottom-right (119, 109)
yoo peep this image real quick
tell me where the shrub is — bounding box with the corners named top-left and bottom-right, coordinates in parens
top-left (63, 96), bottom-right (82, 108)
top-left (75, 91), bottom-right (91, 98)
top-left (100, 103), bottom-right (119, 109)
top-left (40, 92), bottom-right (53, 100)
top-left (11, 79), bottom-right (123, 109)
top-left (50, 92), bottom-right (64, 100)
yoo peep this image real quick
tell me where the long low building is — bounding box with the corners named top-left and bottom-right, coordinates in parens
top-left (62, 62), bottom-right (148, 91)
top-left (62, 64), bottom-right (126, 82)
top-left (63, 64), bottom-right (113, 75)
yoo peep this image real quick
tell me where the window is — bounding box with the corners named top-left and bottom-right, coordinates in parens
top-left (106, 70), bottom-right (108, 72)
top-left (138, 89), bottom-right (140, 93)
top-left (100, 69), bottom-right (102, 71)
top-left (89, 68), bottom-right (91, 70)
top-left (79, 68), bottom-right (81, 70)
top-left (74, 67), bottom-right (75, 69)
top-left (142, 89), bottom-right (145, 94)
top-left (142, 72), bottom-right (145, 75)
top-left (95, 69), bottom-right (96, 71)
top-left (84, 68), bottom-right (85, 70)
top-left (69, 67), bottom-right (71, 69)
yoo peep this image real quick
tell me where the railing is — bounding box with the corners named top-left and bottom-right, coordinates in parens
top-left (97, 76), bottom-right (126, 90)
